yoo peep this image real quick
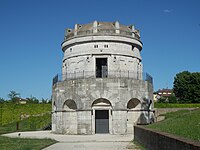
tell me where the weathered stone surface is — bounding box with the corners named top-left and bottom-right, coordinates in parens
top-left (52, 78), bottom-right (154, 134)
top-left (52, 21), bottom-right (154, 135)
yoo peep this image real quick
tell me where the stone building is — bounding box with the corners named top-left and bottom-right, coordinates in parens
top-left (52, 21), bottom-right (154, 135)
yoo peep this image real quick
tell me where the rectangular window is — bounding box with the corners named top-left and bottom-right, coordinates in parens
top-left (104, 45), bottom-right (108, 48)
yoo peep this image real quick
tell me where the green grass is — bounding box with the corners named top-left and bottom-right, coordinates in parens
top-left (154, 103), bottom-right (200, 108)
top-left (0, 136), bottom-right (56, 150)
top-left (146, 108), bottom-right (200, 141)
top-left (0, 103), bottom-right (54, 150)
top-left (133, 140), bottom-right (146, 150)
top-left (0, 113), bottom-right (51, 135)
top-left (0, 103), bottom-right (51, 125)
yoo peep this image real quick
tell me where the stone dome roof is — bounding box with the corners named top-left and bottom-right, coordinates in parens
top-left (64, 21), bottom-right (140, 40)
top-left (76, 21), bottom-right (132, 32)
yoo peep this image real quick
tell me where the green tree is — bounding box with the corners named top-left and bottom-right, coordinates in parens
top-left (26, 95), bottom-right (39, 104)
top-left (48, 98), bottom-right (52, 104)
top-left (8, 91), bottom-right (20, 103)
top-left (41, 98), bottom-right (48, 104)
top-left (168, 94), bottom-right (177, 103)
top-left (0, 97), bottom-right (5, 103)
top-left (173, 71), bottom-right (200, 103)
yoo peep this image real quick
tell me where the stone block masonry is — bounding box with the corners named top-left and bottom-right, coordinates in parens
top-left (52, 21), bottom-right (154, 135)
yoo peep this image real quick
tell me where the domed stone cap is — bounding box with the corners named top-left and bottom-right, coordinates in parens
top-left (64, 21), bottom-right (140, 40)
top-left (76, 22), bottom-right (129, 31)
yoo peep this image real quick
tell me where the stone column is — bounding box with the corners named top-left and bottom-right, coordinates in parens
top-left (74, 24), bottom-right (78, 36)
top-left (93, 21), bottom-right (98, 33)
top-left (130, 25), bottom-right (135, 37)
top-left (115, 21), bottom-right (120, 34)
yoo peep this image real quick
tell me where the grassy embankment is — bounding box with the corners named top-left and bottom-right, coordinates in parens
top-left (0, 103), bottom-right (56, 150)
top-left (0, 103), bottom-right (51, 134)
top-left (146, 108), bottom-right (200, 141)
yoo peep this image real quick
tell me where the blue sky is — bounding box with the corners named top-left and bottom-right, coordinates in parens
top-left (0, 0), bottom-right (200, 100)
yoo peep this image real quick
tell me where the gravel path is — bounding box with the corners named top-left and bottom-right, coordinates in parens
top-left (2, 131), bottom-right (141, 150)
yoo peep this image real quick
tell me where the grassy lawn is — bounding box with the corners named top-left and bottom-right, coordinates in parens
top-left (154, 102), bottom-right (200, 108)
top-left (0, 136), bottom-right (56, 150)
top-left (146, 108), bottom-right (200, 141)
top-left (0, 103), bottom-right (54, 149)
top-left (0, 113), bottom-right (51, 135)
top-left (133, 140), bottom-right (146, 150)
top-left (0, 103), bottom-right (51, 134)
top-left (0, 103), bottom-right (51, 125)
top-left (0, 114), bottom-right (55, 149)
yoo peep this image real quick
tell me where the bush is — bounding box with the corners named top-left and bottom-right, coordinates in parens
top-left (168, 95), bottom-right (177, 103)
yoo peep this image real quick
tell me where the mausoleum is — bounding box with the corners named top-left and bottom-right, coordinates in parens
top-left (52, 21), bottom-right (154, 134)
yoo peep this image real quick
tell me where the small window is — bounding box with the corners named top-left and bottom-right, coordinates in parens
top-left (104, 45), bottom-right (108, 48)
top-left (70, 48), bottom-right (72, 52)
top-left (94, 45), bottom-right (98, 48)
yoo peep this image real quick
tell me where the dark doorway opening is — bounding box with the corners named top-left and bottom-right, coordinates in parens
top-left (95, 110), bottom-right (109, 133)
top-left (96, 58), bottom-right (108, 78)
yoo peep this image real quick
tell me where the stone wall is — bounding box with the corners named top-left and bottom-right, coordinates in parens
top-left (62, 39), bottom-right (142, 79)
top-left (134, 125), bottom-right (200, 150)
top-left (155, 108), bottom-right (196, 116)
top-left (53, 78), bottom-right (153, 110)
top-left (52, 78), bottom-right (154, 134)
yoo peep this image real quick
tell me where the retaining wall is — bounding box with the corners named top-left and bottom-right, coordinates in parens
top-left (134, 125), bottom-right (200, 150)
top-left (155, 108), bottom-right (196, 116)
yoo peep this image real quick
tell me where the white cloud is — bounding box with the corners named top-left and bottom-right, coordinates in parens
top-left (163, 9), bottom-right (173, 13)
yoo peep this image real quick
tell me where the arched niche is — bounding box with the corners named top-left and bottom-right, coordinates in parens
top-left (63, 99), bottom-right (77, 111)
top-left (91, 98), bottom-right (112, 107)
top-left (127, 98), bottom-right (140, 109)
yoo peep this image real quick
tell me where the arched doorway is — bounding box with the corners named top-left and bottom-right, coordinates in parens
top-left (91, 98), bottom-right (112, 134)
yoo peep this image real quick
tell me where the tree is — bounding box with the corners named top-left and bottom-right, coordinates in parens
top-left (8, 91), bottom-right (20, 103)
top-left (48, 98), bottom-right (52, 104)
top-left (41, 98), bottom-right (48, 104)
top-left (173, 71), bottom-right (200, 103)
top-left (26, 95), bottom-right (39, 103)
top-left (168, 94), bottom-right (177, 103)
top-left (0, 97), bottom-right (5, 103)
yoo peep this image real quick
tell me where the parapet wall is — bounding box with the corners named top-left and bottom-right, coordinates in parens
top-left (134, 125), bottom-right (200, 150)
